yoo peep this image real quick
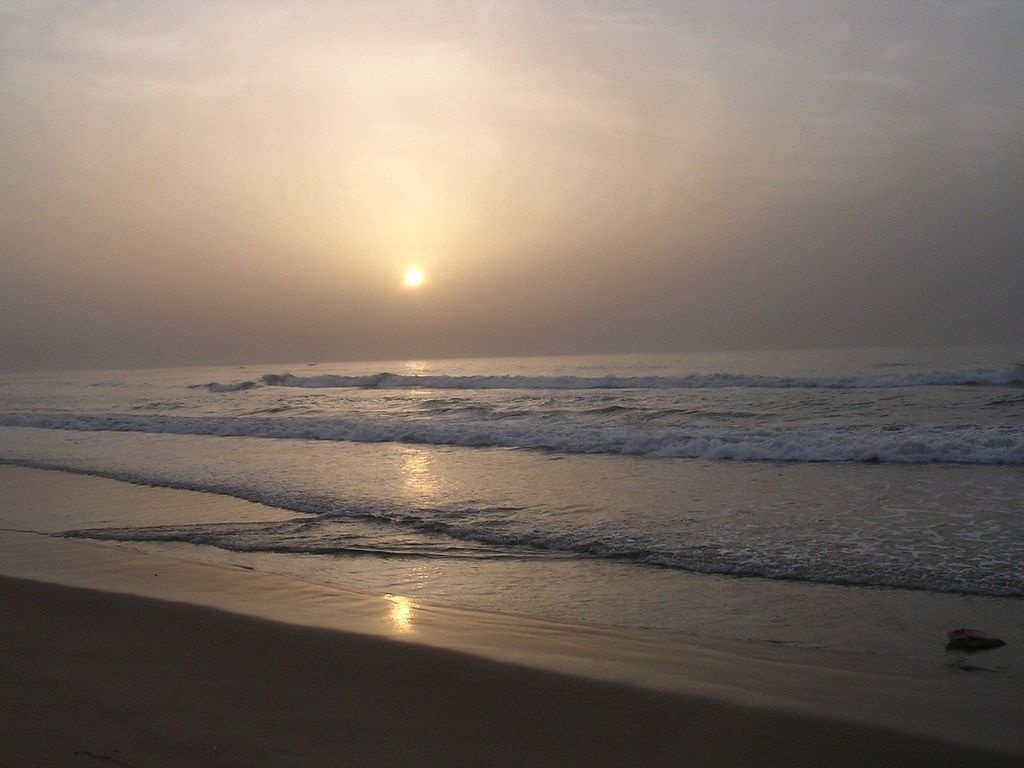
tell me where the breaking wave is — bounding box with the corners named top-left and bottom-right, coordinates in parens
top-left (192, 364), bottom-right (1024, 392)
top-left (188, 380), bottom-right (259, 393)
top-left (3, 412), bottom-right (1022, 464)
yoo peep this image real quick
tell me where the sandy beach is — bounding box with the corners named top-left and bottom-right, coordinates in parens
top-left (2, 574), bottom-right (1020, 768)
top-left (1, 467), bottom-right (1022, 766)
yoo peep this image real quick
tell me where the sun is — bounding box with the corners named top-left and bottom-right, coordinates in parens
top-left (403, 267), bottom-right (425, 289)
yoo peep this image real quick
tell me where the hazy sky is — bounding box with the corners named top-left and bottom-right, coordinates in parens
top-left (2, 1), bottom-right (1022, 370)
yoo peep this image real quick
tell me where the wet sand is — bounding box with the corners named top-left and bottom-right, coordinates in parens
top-left (2, 575), bottom-right (1021, 768)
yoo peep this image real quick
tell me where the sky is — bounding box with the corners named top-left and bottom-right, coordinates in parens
top-left (1, 1), bottom-right (1022, 371)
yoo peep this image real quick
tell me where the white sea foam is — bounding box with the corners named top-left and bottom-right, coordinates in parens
top-left (194, 364), bottom-right (1024, 392)
top-left (3, 412), bottom-right (1022, 464)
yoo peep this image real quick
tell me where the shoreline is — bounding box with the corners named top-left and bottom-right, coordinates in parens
top-left (2, 574), bottom-right (1021, 768)
top-left (3, 456), bottom-right (1022, 660)
top-left (2, 466), bottom-right (1023, 761)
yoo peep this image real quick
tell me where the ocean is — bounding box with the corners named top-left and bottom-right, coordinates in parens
top-left (2, 345), bottom-right (1022, 664)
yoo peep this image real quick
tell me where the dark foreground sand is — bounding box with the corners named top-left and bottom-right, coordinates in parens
top-left (2, 576), bottom-right (1019, 768)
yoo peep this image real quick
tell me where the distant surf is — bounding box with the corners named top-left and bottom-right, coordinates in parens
top-left (190, 364), bottom-right (1024, 393)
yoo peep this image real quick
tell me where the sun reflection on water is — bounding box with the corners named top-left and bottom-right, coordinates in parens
top-left (401, 448), bottom-right (441, 501)
top-left (384, 594), bottom-right (416, 634)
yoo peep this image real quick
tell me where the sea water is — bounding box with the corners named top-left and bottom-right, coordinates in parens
top-left (1, 346), bottom-right (1022, 664)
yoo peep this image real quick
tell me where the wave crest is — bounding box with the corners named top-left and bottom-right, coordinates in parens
top-left (194, 364), bottom-right (1024, 393)
top-left (3, 412), bottom-right (1022, 464)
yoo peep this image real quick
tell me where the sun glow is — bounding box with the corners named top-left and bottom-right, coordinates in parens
top-left (403, 267), bottom-right (425, 289)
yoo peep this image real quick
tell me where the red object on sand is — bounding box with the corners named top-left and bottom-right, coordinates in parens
top-left (945, 628), bottom-right (1006, 651)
